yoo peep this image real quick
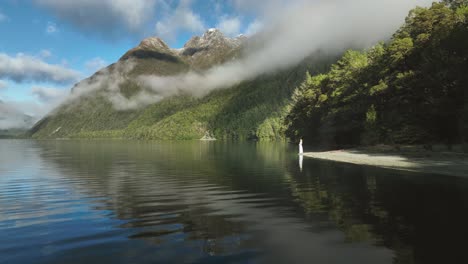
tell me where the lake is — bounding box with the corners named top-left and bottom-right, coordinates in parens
top-left (1, 140), bottom-right (468, 264)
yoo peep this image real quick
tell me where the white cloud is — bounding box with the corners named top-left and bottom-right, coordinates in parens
top-left (0, 53), bottom-right (81, 84)
top-left (155, 0), bottom-right (205, 42)
top-left (85, 57), bottom-right (107, 73)
top-left (0, 84), bottom-right (75, 129)
top-left (46, 22), bottom-right (58, 34)
top-left (31, 86), bottom-right (69, 103)
top-left (36, 0), bottom-right (158, 37)
top-left (245, 19), bottom-right (263, 36)
top-left (0, 80), bottom-right (7, 90)
top-left (216, 16), bottom-right (242, 37)
top-left (0, 95), bottom-right (71, 129)
top-left (0, 100), bottom-right (35, 129)
top-left (0, 86), bottom-right (70, 129)
top-left (64, 60), bottom-right (141, 110)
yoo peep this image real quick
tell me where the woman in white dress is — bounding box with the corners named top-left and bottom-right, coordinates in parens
top-left (299, 138), bottom-right (303, 155)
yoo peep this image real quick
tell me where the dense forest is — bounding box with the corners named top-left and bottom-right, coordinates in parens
top-left (285, 1), bottom-right (468, 149)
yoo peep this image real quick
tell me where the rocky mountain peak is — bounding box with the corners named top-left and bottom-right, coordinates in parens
top-left (183, 28), bottom-right (245, 51)
top-left (120, 36), bottom-right (175, 61)
top-left (120, 29), bottom-right (246, 67)
top-left (138, 37), bottom-right (170, 51)
top-left (203, 28), bottom-right (224, 39)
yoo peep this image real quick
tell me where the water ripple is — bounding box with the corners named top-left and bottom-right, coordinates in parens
top-left (2, 140), bottom-right (467, 263)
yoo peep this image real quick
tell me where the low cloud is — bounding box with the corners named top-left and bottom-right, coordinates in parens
top-left (54, 59), bottom-right (165, 110)
top-left (244, 19), bottom-right (263, 36)
top-left (0, 101), bottom-right (34, 129)
top-left (36, 0), bottom-right (158, 38)
top-left (31, 86), bottom-right (68, 103)
top-left (0, 85), bottom-right (71, 129)
top-left (0, 84), bottom-right (74, 129)
top-left (65, 60), bottom-right (136, 106)
top-left (110, 0), bottom-right (431, 110)
top-left (51, 60), bottom-right (163, 111)
top-left (0, 53), bottom-right (81, 84)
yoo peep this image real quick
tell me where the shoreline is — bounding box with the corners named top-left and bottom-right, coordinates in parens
top-left (303, 147), bottom-right (468, 177)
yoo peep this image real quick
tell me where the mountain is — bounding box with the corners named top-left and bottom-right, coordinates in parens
top-left (30, 29), bottom-right (332, 140)
top-left (285, 2), bottom-right (468, 149)
top-left (0, 100), bottom-right (34, 138)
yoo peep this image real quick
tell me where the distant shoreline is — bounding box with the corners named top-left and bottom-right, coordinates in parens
top-left (303, 145), bottom-right (468, 177)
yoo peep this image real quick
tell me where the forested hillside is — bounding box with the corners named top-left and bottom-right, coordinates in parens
top-left (30, 29), bottom-right (333, 140)
top-left (286, 1), bottom-right (468, 148)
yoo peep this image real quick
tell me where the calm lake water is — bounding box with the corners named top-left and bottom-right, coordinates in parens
top-left (1, 140), bottom-right (468, 264)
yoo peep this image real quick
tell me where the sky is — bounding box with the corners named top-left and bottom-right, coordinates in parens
top-left (0, 0), bottom-right (261, 121)
top-left (0, 0), bottom-right (433, 129)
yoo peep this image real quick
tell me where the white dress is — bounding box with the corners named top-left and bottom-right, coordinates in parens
top-left (299, 139), bottom-right (303, 155)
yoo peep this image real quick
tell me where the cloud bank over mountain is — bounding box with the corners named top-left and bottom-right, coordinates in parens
top-left (109, 0), bottom-right (433, 109)
top-left (9, 0), bottom-right (432, 122)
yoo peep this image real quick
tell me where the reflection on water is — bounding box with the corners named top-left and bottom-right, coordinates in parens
top-left (1, 140), bottom-right (468, 263)
top-left (299, 154), bottom-right (303, 172)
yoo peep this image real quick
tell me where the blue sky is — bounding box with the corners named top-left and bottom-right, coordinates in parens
top-left (0, 0), bottom-right (261, 117)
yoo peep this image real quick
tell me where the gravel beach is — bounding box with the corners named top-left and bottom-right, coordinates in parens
top-left (303, 147), bottom-right (468, 177)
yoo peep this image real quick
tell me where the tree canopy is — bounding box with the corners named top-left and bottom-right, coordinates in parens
top-left (286, 1), bottom-right (468, 148)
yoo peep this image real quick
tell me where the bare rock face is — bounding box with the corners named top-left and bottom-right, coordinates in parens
top-left (177, 28), bottom-right (247, 69)
top-left (185, 29), bottom-right (226, 48)
top-left (120, 37), bottom-right (177, 61)
top-left (119, 29), bottom-right (246, 69)
top-left (138, 37), bottom-right (171, 51)
top-left (182, 29), bottom-right (245, 53)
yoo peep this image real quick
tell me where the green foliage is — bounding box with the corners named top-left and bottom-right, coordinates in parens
top-left (369, 80), bottom-right (388, 95)
top-left (366, 105), bottom-right (377, 124)
top-left (71, 130), bottom-right (125, 139)
top-left (286, 1), bottom-right (468, 147)
top-left (443, 0), bottom-right (468, 9)
top-left (0, 128), bottom-right (29, 139)
top-left (388, 37), bottom-right (414, 64)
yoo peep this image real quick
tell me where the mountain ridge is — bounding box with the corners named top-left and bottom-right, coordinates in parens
top-left (30, 28), bottom-right (330, 140)
top-left (120, 29), bottom-right (246, 69)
